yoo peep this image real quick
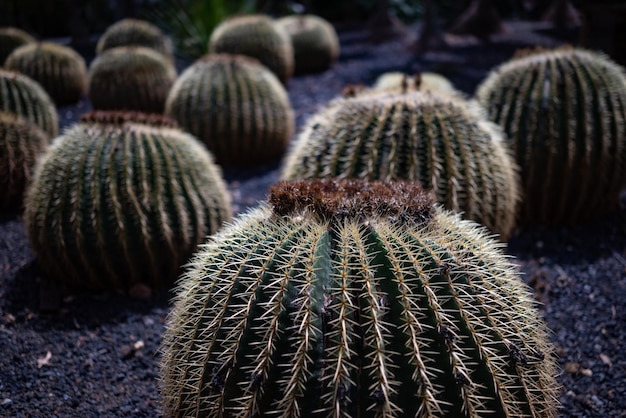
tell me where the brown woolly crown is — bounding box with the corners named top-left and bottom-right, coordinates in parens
top-left (79, 110), bottom-right (178, 128)
top-left (269, 178), bottom-right (435, 225)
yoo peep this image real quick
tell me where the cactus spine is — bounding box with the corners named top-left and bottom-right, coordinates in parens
top-left (281, 91), bottom-right (519, 239)
top-left (276, 14), bottom-right (340, 74)
top-left (0, 27), bottom-right (35, 65)
top-left (24, 112), bottom-right (232, 291)
top-left (160, 178), bottom-right (559, 418)
top-left (476, 46), bottom-right (626, 225)
top-left (96, 18), bottom-right (174, 61)
top-left (209, 14), bottom-right (294, 83)
top-left (0, 69), bottom-right (58, 137)
top-left (4, 42), bottom-right (87, 105)
top-left (0, 111), bottom-right (49, 211)
top-left (88, 46), bottom-right (176, 113)
top-left (165, 54), bottom-right (295, 167)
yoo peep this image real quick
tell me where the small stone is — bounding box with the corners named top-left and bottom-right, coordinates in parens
top-left (128, 283), bottom-right (152, 300)
top-left (1, 399), bottom-right (12, 406)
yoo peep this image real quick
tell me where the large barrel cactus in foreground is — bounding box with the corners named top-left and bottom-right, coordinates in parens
top-left (24, 112), bottom-right (232, 291)
top-left (4, 42), bottom-right (87, 105)
top-left (476, 46), bottom-right (626, 225)
top-left (281, 91), bottom-right (519, 239)
top-left (96, 18), bottom-right (174, 60)
top-left (0, 27), bottom-right (35, 65)
top-left (209, 14), bottom-right (294, 84)
top-left (160, 179), bottom-right (559, 418)
top-left (165, 53), bottom-right (295, 167)
top-left (0, 68), bottom-right (58, 137)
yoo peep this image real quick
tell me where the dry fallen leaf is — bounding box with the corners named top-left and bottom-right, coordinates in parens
top-left (37, 351), bottom-right (52, 368)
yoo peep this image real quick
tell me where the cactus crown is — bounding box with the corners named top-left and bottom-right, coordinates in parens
top-left (96, 18), bottom-right (174, 59)
top-left (0, 68), bottom-right (58, 137)
top-left (0, 27), bottom-right (35, 65)
top-left (79, 110), bottom-right (179, 128)
top-left (370, 71), bottom-right (458, 97)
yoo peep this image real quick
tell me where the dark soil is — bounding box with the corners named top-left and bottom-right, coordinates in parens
top-left (1, 21), bottom-right (625, 417)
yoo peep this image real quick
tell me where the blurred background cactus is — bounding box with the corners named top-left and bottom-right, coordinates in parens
top-left (0, 68), bottom-right (58, 137)
top-left (0, 111), bottom-right (49, 212)
top-left (0, 27), bottom-right (35, 65)
top-left (4, 42), bottom-right (87, 105)
top-left (209, 14), bottom-right (294, 84)
top-left (96, 18), bottom-right (175, 61)
top-left (165, 53), bottom-right (295, 167)
top-left (24, 111), bottom-right (232, 292)
top-left (476, 46), bottom-right (626, 226)
top-left (281, 91), bottom-right (519, 239)
top-left (160, 178), bottom-right (558, 417)
top-left (87, 46), bottom-right (176, 113)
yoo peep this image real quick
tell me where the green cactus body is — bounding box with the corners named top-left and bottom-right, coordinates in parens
top-left (475, 46), bottom-right (626, 225)
top-left (276, 14), bottom-right (340, 75)
top-left (96, 18), bottom-right (174, 60)
top-left (0, 68), bottom-right (58, 137)
top-left (209, 14), bottom-right (294, 84)
top-left (4, 42), bottom-right (87, 105)
top-left (24, 112), bottom-right (232, 291)
top-left (165, 54), bottom-right (295, 167)
top-left (281, 91), bottom-right (519, 239)
top-left (0, 27), bottom-right (36, 66)
top-left (88, 46), bottom-right (176, 113)
top-left (160, 179), bottom-right (558, 418)
top-left (372, 71), bottom-right (457, 96)
top-left (0, 111), bottom-right (49, 212)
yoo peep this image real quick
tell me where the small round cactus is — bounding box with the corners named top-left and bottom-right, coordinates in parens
top-left (24, 111), bottom-right (233, 291)
top-left (372, 71), bottom-right (457, 96)
top-left (96, 18), bottom-right (174, 60)
top-left (276, 14), bottom-right (340, 74)
top-left (209, 14), bottom-right (294, 83)
top-left (4, 42), bottom-right (87, 105)
top-left (0, 27), bottom-right (35, 65)
top-left (281, 91), bottom-right (519, 239)
top-left (165, 53), bottom-right (295, 167)
top-left (87, 46), bottom-right (177, 113)
top-left (476, 46), bottom-right (626, 225)
top-left (160, 178), bottom-right (559, 418)
top-left (0, 68), bottom-right (58, 138)
top-left (0, 111), bottom-right (49, 212)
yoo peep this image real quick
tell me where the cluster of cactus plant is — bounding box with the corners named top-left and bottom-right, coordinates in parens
top-left (275, 14), bottom-right (340, 74)
top-left (165, 53), bottom-right (295, 167)
top-left (160, 178), bottom-right (559, 417)
top-left (4, 42), bottom-right (87, 105)
top-left (0, 111), bottom-right (49, 211)
top-left (0, 68), bottom-right (58, 137)
top-left (24, 111), bottom-right (233, 291)
top-left (87, 46), bottom-right (176, 113)
top-left (476, 46), bottom-right (626, 225)
top-left (281, 90), bottom-right (519, 239)
top-left (0, 26), bottom-right (35, 65)
top-left (209, 14), bottom-right (294, 84)
top-left (96, 18), bottom-right (174, 61)
top-left (371, 71), bottom-right (457, 96)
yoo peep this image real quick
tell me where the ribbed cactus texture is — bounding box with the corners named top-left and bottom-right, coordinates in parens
top-left (372, 71), bottom-right (457, 96)
top-left (281, 91), bottom-right (519, 239)
top-left (88, 46), bottom-right (176, 113)
top-left (0, 27), bottom-right (35, 65)
top-left (165, 53), bottom-right (295, 167)
top-left (476, 46), bottom-right (626, 225)
top-left (0, 68), bottom-right (58, 137)
top-left (209, 14), bottom-right (294, 83)
top-left (160, 178), bottom-right (558, 418)
top-left (0, 111), bottom-right (48, 211)
top-left (276, 14), bottom-right (340, 74)
top-left (96, 18), bottom-right (174, 60)
top-left (24, 113), bottom-right (233, 291)
top-left (4, 42), bottom-right (87, 105)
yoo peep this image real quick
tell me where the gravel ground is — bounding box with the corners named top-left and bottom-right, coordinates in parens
top-left (1, 21), bottom-right (625, 417)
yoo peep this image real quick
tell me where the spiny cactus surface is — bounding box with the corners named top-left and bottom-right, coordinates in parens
top-left (276, 14), bottom-right (340, 74)
top-left (0, 27), bottom-right (35, 65)
top-left (4, 42), bottom-right (87, 105)
top-left (371, 71), bottom-right (458, 96)
top-left (88, 46), bottom-right (176, 113)
top-left (476, 46), bottom-right (626, 225)
top-left (281, 91), bottom-right (519, 239)
top-left (0, 68), bottom-right (58, 138)
top-left (96, 18), bottom-right (174, 60)
top-left (165, 53), bottom-right (295, 167)
top-left (209, 14), bottom-right (294, 83)
top-left (0, 111), bottom-right (49, 212)
top-left (24, 115), bottom-right (232, 291)
top-left (160, 178), bottom-right (559, 418)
